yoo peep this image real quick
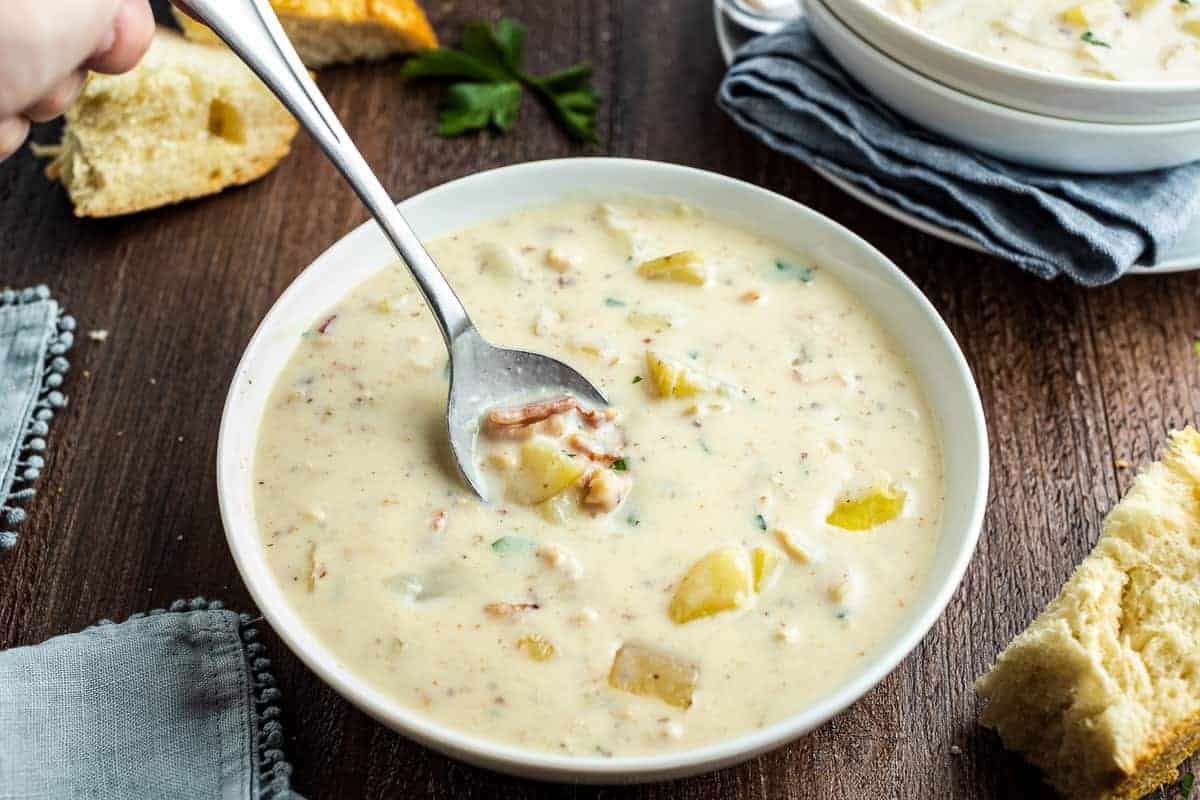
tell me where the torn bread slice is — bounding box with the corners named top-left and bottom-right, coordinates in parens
top-left (173, 0), bottom-right (437, 68)
top-left (45, 29), bottom-right (298, 218)
top-left (976, 427), bottom-right (1200, 800)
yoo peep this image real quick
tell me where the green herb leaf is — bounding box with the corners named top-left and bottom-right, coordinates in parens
top-left (491, 18), bottom-right (528, 69)
top-left (530, 74), bottom-right (601, 143)
top-left (403, 18), bottom-right (600, 143)
top-left (402, 48), bottom-right (507, 82)
top-left (632, 375), bottom-right (643, 384)
top-left (1081, 31), bottom-right (1111, 48)
top-left (774, 259), bottom-right (814, 283)
top-left (1181, 772), bottom-right (1195, 799)
top-left (491, 536), bottom-right (534, 555)
top-left (540, 63), bottom-right (595, 92)
top-left (1193, 337), bottom-right (1200, 357)
top-left (626, 514), bottom-right (641, 527)
top-left (605, 297), bottom-right (626, 307)
top-left (436, 81), bottom-right (523, 136)
top-left (611, 458), bottom-right (629, 472)
top-left (754, 514), bottom-right (767, 531)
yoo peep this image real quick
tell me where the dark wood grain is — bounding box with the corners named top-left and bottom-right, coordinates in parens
top-left (2, 1), bottom-right (1198, 797)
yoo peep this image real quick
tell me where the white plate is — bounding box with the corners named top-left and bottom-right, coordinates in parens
top-left (713, 0), bottom-right (1200, 275)
top-left (218, 158), bottom-right (989, 784)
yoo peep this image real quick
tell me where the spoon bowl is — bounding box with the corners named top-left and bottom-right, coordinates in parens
top-left (447, 330), bottom-right (608, 498)
top-left (179, 0), bottom-right (606, 501)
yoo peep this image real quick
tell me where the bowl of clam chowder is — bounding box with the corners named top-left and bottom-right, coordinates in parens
top-left (217, 158), bottom-right (989, 782)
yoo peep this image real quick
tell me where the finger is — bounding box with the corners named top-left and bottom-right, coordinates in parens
top-left (85, 0), bottom-right (155, 75)
top-left (23, 70), bottom-right (87, 123)
top-left (0, 117), bottom-right (32, 162)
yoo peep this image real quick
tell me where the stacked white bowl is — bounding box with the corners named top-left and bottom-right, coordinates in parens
top-left (805, 0), bottom-right (1200, 174)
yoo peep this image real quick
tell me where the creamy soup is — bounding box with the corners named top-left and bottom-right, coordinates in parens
top-left (870, 0), bottom-right (1200, 81)
top-left (253, 198), bottom-right (945, 756)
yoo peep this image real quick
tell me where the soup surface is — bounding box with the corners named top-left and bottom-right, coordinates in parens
top-left (868, 0), bottom-right (1200, 82)
top-left (253, 198), bottom-right (945, 756)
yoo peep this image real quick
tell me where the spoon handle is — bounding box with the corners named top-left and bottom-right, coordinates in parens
top-left (175, 0), bottom-right (476, 348)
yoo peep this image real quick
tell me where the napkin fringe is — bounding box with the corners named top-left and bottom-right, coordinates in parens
top-left (96, 598), bottom-right (299, 799)
top-left (1, 286), bottom-right (73, 551)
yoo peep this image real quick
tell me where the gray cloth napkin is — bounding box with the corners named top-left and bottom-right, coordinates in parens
top-left (0, 286), bottom-right (72, 551)
top-left (0, 599), bottom-right (300, 800)
top-left (717, 20), bottom-right (1200, 285)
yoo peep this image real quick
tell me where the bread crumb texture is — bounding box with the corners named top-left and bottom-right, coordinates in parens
top-left (46, 29), bottom-right (299, 217)
top-left (976, 427), bottom-right (1200, 800)
top-left (173, 0), bottom-right (437, 68)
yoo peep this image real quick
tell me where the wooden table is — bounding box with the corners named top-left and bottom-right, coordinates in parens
top-left (3, 1), bottom-right (1199, 797)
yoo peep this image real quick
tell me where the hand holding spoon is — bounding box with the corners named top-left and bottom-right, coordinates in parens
top-left (174, 0), bottom-right (607, 500)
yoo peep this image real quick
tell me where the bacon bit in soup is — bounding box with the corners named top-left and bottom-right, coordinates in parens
top-left (316, 314), bottom-right (338, 334)
top-left (578, 406), bottom-right (619, 427)
top-left (568, 433), bottom-right (621, 465)
top-left (487, 396), bottom-right (578, 427)
top-left (484, 602), bottom-right (541, 618)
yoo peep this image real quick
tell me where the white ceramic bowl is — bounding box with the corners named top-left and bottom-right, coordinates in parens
top-left (217, 158), bottom-right (989, 783)
top-left (831, 0), bottom-right (1200, 124)
top-left (809, 0), bottom-right (1200, 174)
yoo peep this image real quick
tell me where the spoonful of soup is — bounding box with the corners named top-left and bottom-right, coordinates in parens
top-left (175, 0), bottom-right (607, 500)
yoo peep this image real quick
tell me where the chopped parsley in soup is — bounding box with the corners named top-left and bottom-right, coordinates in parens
top-left (253, 198), bottom-right (945, 756)
top-left (870, 0), bottom-right (1200, 82)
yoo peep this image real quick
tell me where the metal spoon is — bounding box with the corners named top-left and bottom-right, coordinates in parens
top-left (177, 0), bottom-right (607, 500)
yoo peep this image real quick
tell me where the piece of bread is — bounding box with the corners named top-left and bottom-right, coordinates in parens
top-left (45, 29), bottom-right (299, 218)
top-left (976, 427), bottom-right (1200, 800)
top-left (173, 0), bottom-right (437, 69)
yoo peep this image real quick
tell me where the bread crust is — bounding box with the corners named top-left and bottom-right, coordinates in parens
top-left (172, 0), bottom-right (436, 67)
top-left (59, 135), bottom-right (296, 218)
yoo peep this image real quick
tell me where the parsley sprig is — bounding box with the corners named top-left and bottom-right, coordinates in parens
top-left (402, 18), bottom-right (601, 143)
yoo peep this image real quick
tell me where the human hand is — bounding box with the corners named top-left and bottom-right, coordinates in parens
top-left (0, 0), bottom-right (154, 161)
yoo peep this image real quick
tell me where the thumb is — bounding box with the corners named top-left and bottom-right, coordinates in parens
top-left (85, 0), bottom-right (155, 75)
top-left (0, 0), bottom-right (153, 117)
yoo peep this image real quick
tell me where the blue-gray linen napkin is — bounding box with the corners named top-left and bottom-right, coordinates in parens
top-left (0, 288), bottom-right (300, 799)
top-left (0, 286), bottom-right (72, 551)
top-left (718, 20), bottom-right (1200, 285)
top-left (0, 600), bottom-right (300, 800)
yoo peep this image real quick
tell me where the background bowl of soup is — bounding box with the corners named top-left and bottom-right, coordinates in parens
top-left (808, 0), bottom-right (1200, 173)
top-left (826, 0), bottom-right (1200, 125)
top-left (217, 158), bottom-right (989, 782)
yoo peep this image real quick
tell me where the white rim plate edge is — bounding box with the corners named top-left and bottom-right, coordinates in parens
top-left (712, 0), bottom-right (1200, 276)
top-left (217, 157), bottom-right (989, 784)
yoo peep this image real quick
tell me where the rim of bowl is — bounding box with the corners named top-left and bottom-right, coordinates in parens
top-left (836, 0), bottom-right (1200, 97)
top-left (217, 157), bottom-right (990, 780)
top-left (812, 0), bottom-right (1200, 134)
